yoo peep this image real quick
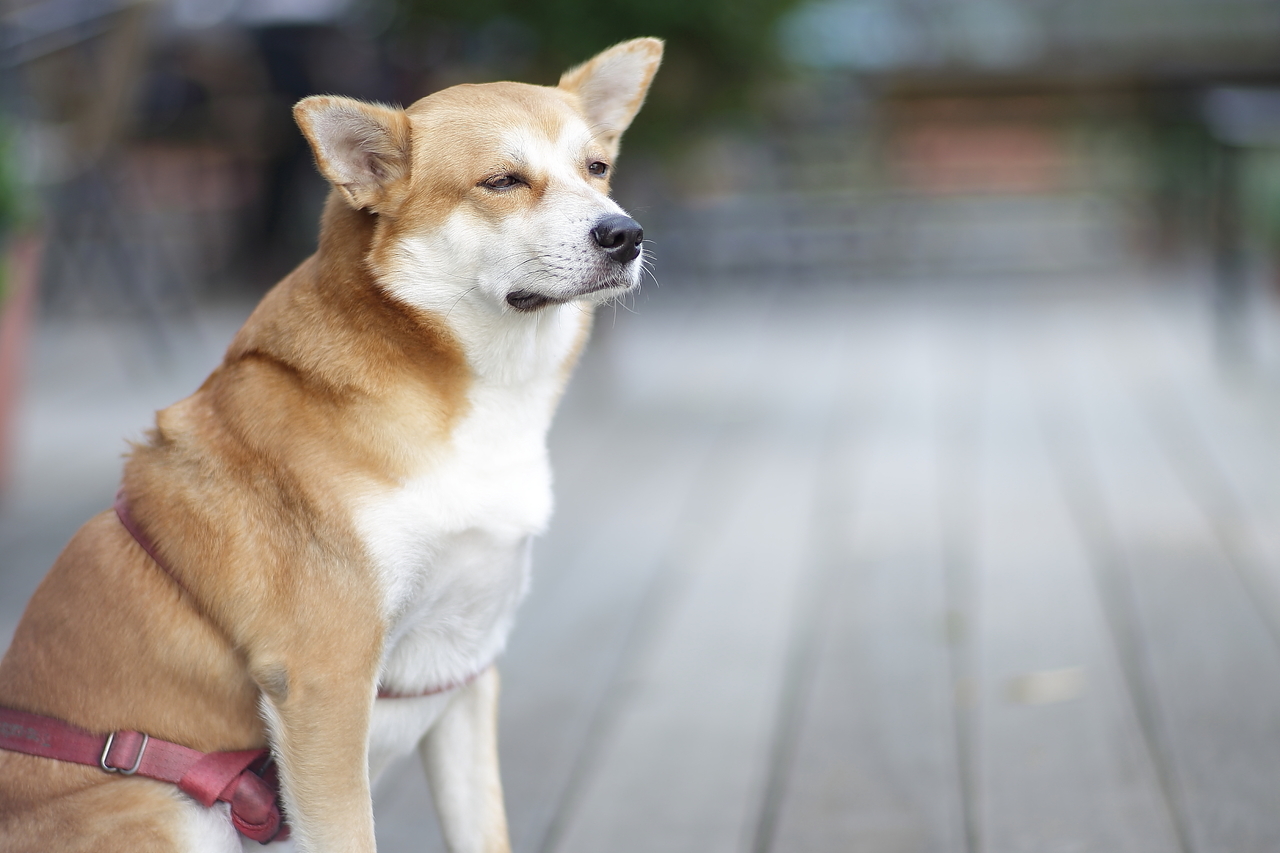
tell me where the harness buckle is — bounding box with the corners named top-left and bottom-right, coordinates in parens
top-left (100, 731), bottom-right (149, 775)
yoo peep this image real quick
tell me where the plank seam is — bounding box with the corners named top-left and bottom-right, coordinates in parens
top-left (1036, 387), bottom-right (1196, 853)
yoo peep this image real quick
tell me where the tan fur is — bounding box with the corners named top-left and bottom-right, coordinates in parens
top-left (0, 38), bottom-right (662, 852)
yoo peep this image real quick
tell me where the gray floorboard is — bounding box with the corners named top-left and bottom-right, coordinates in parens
top-left (1058, 307), bottom-right (1280, 852)
top-left (6, 277), bottom-right (1280, 852)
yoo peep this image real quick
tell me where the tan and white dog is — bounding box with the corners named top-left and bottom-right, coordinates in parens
top-left (0, 37), bottom-right (663, 853)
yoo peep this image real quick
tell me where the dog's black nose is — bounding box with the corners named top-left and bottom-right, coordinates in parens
top-left (591, 215), bottom-right (644, 264)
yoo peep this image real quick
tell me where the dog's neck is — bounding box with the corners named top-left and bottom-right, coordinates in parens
top-left (226, 198), bottom-right (468, 405)
top-left (441, 301), bottom-right (592, 389)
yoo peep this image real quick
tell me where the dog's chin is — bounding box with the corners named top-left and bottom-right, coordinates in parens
top-left (506, 278), bottom-right (636, 313)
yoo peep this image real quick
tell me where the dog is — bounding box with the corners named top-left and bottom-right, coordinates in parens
top-left (0, 37), bottom-right (663, 853)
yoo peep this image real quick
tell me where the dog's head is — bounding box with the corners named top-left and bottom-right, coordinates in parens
top-left (294, 38), bottom-right (663, 320)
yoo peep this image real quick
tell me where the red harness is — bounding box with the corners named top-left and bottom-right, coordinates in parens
top-left (0, 491), bottom-right (478, 844)
top-left (0, 705), bottom-right (285, 842)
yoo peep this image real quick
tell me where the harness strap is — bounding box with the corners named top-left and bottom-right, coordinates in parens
top-left (93, 490), bottom-right (485, 837)
top-left (113, 490), bottom-right (170, 581)
top-left (0, 706), bottom-right (285, 843)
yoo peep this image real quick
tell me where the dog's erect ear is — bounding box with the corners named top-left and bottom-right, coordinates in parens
top-left (294, 96), bottom-right (411, 211)
top-left (559, 38), bottom-right (663, 153)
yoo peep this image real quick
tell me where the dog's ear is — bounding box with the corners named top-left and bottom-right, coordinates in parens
top-left (559, 38), bottom-right (663, 153)
top-left (294, 96), bottom-right (411, 212)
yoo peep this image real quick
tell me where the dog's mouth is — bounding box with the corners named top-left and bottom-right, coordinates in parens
top-left (506, 279), bottom-right (634, 312)
top-left (506, 291), bottom-right (554, 311)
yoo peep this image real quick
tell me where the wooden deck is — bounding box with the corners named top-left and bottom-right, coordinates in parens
top-left (5, 270), bottom-right (1280, 851)
top-left (410, 273), bottom-right (1280, 853)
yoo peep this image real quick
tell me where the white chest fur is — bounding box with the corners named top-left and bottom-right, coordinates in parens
top-left (356, 303), bottom-right (585, 693)
top-left (359, 386), bottom-right (555, 694)
top-left (354, 299), bottom-right (586, 779)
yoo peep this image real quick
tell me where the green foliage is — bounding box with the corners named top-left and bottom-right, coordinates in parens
top-left (391, 0), bottom-right (804, 150)
top-left (0, 119), bottom-right (22, 239)
top-left (0, 118), bottom-right (24, 304)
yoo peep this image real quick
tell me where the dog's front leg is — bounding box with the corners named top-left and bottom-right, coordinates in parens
top-left (255, 645), bottom-right (381, 853)
top-left (419, 666), bottom-right (511, 853)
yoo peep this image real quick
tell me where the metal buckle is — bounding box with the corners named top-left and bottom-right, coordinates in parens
top-left (99, 731), bottom-right (149, 775)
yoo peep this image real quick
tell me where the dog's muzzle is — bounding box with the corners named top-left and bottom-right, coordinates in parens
top-left (506, 214), bottom-right (644, 311)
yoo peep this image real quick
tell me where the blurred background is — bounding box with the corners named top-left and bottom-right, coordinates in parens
top-left (5, 0), bottom-right (1279, 318)
top-left (6, 1), bottom-right (1280, 851)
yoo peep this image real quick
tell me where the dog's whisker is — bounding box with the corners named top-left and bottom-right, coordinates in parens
top-left (444, 285), bottom-right (483, 319)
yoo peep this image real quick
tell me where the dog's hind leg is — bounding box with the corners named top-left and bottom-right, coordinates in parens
top-left (418, 666), bottom-right (510, 853)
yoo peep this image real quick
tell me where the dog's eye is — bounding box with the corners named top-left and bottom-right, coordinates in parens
top-left (587, 161), bottom-right (609, 177)
top-left (483, 174), bottom-right (521, 190)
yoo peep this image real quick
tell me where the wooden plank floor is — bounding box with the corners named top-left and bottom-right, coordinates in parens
top-left (6, 272), bottom-right (1280, 851)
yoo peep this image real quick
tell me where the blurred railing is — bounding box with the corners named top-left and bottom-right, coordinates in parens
top-left (653, 189), bottom-right (1142, 286)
